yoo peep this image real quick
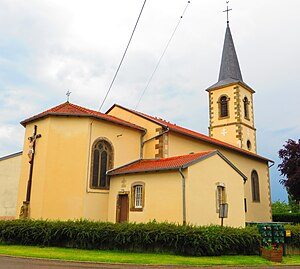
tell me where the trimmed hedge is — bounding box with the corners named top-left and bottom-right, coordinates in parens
top-left (0, 219), bottom-right (260, 256)
top-left (273, 213), bottom-right (300, 223)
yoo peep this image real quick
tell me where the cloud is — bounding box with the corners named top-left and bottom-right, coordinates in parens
top-left (0, 0), bottom-right (299, 201)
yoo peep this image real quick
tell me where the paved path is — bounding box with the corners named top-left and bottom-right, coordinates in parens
top-left (1, 255), bottom-right (300, 269)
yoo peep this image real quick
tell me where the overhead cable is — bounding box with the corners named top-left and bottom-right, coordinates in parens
top-left (98, 0), bottom-right (147, 112)
top-left (134, 0), bottom-right (191, 111)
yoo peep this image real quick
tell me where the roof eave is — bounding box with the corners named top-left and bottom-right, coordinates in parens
top-left (106, 104), bottom-right (168, 128)
top-left (206, 81), bottom-right (255, 93)
top-left (169, 128), bottom-right (271, 163)
top-left (108, 166), bottom-right (183, 176)
top-left (20, 112), bottom-right (146, 132)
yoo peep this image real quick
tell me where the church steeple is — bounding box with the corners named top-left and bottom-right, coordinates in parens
top-left (206, 18), bottom-right (257, 154)
top-left (218, 24), bottom-right (243, 82)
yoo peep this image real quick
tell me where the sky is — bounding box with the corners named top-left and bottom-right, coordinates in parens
top-left (0, 0), bottom-right (299, 202)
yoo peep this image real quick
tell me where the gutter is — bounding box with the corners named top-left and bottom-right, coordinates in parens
top-left (179, 168), bottom-right (186, 226)
top-left (140, 127), bottom-right (170, 159)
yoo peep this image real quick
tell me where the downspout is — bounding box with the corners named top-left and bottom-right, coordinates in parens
top-left (140, 130), bottom-right (147, 159)
top-left (140, 127), bottom-right (170, 159)
top-left (179, 168), bottom-right (186, 225)
top-left (86, 120), bottom-right (93, 193)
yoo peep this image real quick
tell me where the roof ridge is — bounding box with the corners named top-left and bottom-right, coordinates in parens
top-left (108, 104), bottom-right (270, 162)
top-left (20, 102), bottom-right (145, 131)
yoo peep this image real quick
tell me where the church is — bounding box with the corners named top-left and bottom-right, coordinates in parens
top-left (2, 21), bottom-right (273, 227)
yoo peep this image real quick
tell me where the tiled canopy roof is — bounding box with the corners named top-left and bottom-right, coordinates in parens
top-left (108, 151), bottom-right (216, 175)
top-left (20, 102), bottom-right (145, 131)
top-left (107, 104), bottom-right (271, 162)
top-left (108, 150), bottom-right (247, 180)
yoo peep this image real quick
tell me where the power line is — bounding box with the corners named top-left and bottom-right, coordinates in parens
top-left (98, 0), bottom-right (147, 112)
top-left (134, 0), bottom-right (191, 111)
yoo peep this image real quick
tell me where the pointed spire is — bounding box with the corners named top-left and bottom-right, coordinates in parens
top-left (218, 24), bottom-right (243, 82)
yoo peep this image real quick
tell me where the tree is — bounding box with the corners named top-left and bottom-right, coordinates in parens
top-left (278, 139), bottom-right (300, 201)
top-left (272, 200), bottom-right (291, 214)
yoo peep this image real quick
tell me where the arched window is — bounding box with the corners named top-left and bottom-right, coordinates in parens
top-left (243, 97), bottom-right (249, 119)
top-left (219, 96), bottom-right (229, 118)
top-left (251, 170), bottom-right (260, 202)
top-left (91, 139), bottom-right (113, 189)
top-left (216, 183), bottom-right (226, 212)
top-left (131, 182), bottom-right (145, 211)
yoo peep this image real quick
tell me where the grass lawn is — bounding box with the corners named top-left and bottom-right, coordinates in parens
top-left (0, 244), bottom-right (288, 266)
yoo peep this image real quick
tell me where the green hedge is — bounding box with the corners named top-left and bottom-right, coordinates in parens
top-left (273, 213), bottom-right (300, 223)
top-left (0, 219), bottom-right (260, 256)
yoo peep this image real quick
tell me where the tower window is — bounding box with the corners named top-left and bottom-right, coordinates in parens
top-left (90, 139), bottom-right (113, 189)
top-left (247, 140), bottom-right (252, 150)
top-left (219, 96), bottom-right (229, 118)
top-left (243, 97), bottom-right (249, 119)
top-left (251, 170), bottom-right (260, 202)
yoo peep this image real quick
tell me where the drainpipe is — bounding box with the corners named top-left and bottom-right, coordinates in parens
top-left (179, 168), bottom-right (186, 225)
top-left (140, 127), bottom-right (170, 159)
top-left (140, 130), bottom-right (147, 159)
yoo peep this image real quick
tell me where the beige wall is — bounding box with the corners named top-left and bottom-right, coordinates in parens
top-left (108, 154), bottom-right (246, 227)
top-left (168, 132), bottom-right (272, 223)
top-left (17, 116), bottom-right (142, 221)
top-left (108, 105), bottom-right (271, 223)
top-left (186, 155), bottom-right (245, 227)
top-left (108, 171), bottom-right (183, 223)
top-left (0, 153), bottom-right (22, 219)
top-left (107, 106), bottom-right (164, 158)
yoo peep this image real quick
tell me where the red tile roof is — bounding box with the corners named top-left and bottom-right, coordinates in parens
top-left (20, 102), bottom-right (145, 131)
top-left (107, 104), bottom-right (271, 162)
top-left (108, 151), bottom-right (216, 175)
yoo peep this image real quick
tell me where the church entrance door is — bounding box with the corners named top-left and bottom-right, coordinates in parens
top-left (116, 194), bottom-right (129, 223)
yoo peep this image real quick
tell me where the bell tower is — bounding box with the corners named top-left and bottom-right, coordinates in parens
top-left (207, 19), bottom-right (257, 153)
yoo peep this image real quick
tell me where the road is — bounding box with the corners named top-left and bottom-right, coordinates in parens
top-left (1, 255), bottom-right (300, 269)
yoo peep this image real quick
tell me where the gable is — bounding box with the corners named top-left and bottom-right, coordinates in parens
top-left (20, 102), bottom-right (145, 132)
top-left (108, 150), bottom-right (246, 181)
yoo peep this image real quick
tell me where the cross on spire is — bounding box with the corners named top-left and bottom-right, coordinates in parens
top-left (223, 1), bottom-right (232, 25)
top-left (66, 90), bottom-right (72, 102)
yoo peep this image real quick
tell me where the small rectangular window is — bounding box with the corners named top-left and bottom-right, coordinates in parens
top-left (135, 185), bottom-right (143, 208)
top-left (131, 183), bottom-right (145, 211)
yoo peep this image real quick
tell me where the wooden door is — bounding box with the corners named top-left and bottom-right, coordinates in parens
top-left (117, 194), bottom-right (129, 223)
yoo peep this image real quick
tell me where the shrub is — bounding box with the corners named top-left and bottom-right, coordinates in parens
top-left (273, 213), bottom-right (300, 223)
top-left (284, 224), bottom-right (300, 248)
top-left (0, 219), bottom-right (260, 256)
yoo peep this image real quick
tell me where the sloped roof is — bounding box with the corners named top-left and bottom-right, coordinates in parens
top-left (206, 24), bottom-right (254, 93)
top-left (20, 102), bottom-right (145, 131)
top-left (106, 104), bottom-right (271, 163)
top-left (219, 24), bottom-right (243, 82)
top-left (108, 150), bottom-right (247, 180)
top-left (0, 151), bottom-right (22, 161)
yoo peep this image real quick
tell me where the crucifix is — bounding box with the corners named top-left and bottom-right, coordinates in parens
top-left (223, 1), bottom-right (232, 25)
top-left (20, 125), bottom-right (42, 219)
top-left (26, 125), bottom-right (42, 201)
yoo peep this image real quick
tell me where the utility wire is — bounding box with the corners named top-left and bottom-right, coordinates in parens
top-left (98, 0), bottom-right (147, 112)
top-left (134, 0), bottom-right (191, 111)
